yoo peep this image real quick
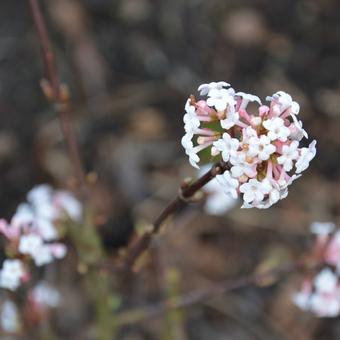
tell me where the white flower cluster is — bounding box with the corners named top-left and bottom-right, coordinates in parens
top-left (293, 222), bottom-right (340, 317)
top-left (0, 185), bottom-right (82, 291)
top-left (182, 81), bottom-right (316, 208)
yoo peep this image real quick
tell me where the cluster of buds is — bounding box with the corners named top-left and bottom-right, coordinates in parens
top-left (0, 185), bottom-right (82, 291)
top-left (182, 81), bottom-right (316, 208)
top-left (293, 222), bottom-right (340, 317)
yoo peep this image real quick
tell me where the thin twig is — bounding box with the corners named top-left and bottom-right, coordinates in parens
top-left (116, 259), bottom-right (315, 325)
top-left (122, 162), bottom-right (228, 269)
top-left (29, 0), bottom-right (87, 192)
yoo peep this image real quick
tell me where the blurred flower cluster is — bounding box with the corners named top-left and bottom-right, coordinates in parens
top-left (182, 81), bottom-right (316, 208)
top-left (0, 185), bottom-right (82, 291)
top-left (0, 281), bottom-right (60, 335)
top-left (293, 222), bottom-right (340, 317)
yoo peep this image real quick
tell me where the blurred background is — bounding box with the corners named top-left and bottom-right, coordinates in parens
top-left (0, 0), bottom-right (340, 339)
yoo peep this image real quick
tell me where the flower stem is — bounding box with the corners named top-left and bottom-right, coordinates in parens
top-left (122, 162), bottom-right (228, 269)
top-left (29, 0), bottom-right (87, 193)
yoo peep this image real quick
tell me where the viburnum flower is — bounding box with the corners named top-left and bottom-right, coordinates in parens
top-left (0, 259), bottom-right (26, 291)
top-left (293, 222), bottom-right (340, 317)
top-left (181, 81), bottom-right (317, 208)
top-left (0, 184), bottom-right (81, 291)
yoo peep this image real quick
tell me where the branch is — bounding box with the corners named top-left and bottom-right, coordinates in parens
top-left (121, 162), bottom-right (228, 269)
top-left (29, 0), bottom-right (86, 192)
top-left (116, 259), bottom-right (315, 325)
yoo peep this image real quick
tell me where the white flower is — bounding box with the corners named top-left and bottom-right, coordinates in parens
top-left (0, 300), bottom-right (20, 333)
top-left (36, 218), bottom-right (58, 241)
top-left (314, 268), bottom-right (338, 294)
top-left (310, 293), bottom-right (340, 317)
top-left (0, 260), bottom-right (25, 291)
top-left (295, 140), bottom-right (317, 173)
top-left (235, 92), bottom-right (261, 109)
top-left (213, 133), bottom-right (239, 162)
top-left (11, 203), bottom-right (34, 227)
top-left (266, 91), bottom-right (300, 115)
top-left (31, 282), bottom-right (61, 308)
top-left (277, 141), bottom-right (299, 171)
top-left (183, 99), bottom-right (200, 133)
top-left (220, 109), bottom-right (240, 130)
top-left (290, 113), bottom-right (308, 141)
top-left (198, 81), bottom-right (230, 96)
top-left (248, 135), bottom-right (276, 160)
top-left (230, 153), bottom-right (257, 178)
top-left (54, 191), bottom-right (82, 222)
top-left (27, 184), bottom-right (53, 206)
top-left (310, 222), bottom-right (336, 235)
top-left (216, 171), bottom-right (239, 199)
top-left (31, 245), bottom-right (54, 267)
top-left (181, 133), bottom-right (200, 169)
top-left (292, 291), bottom-right (311, 311)
top-left (263, 117), bottom-right (290, 141)
top-left (242, 126), bottom-right (258, 144)
top-left (240, 179), bottom-right (271, 203)
top-left (206, 88), bottom-right (235, 112)
top-left (18, 234), bottom-right (43, 256)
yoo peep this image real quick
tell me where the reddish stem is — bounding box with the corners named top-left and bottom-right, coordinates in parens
top-left (122, 162), bottom-right (228, 269)
top-left (29, 0), bottom-right (87, 192)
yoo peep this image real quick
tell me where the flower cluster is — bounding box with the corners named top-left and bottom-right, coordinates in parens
top-left (0, 185), bottom-right (82, 291)
top-left (293, 222), bottom-right (340, 317)
top-left (181, 81), bottom-right (316, 208)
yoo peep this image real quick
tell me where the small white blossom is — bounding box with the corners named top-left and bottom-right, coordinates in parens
top-left (213, 133), bottom-right (239, 162)
top-left (314, 268), bottom-right (338, 294)
top-left (18, 234), bottom-right (43, 257)
top-left (183, 99), bottom-right (200, 133)
top-left (0, 260), bottom-right (25, 291)
top-left (235, 92), bottom-right (261, 109)
top-left (54, 191), bottom-right (82, 222)
top-left (263, 117), bottom-right (290, 142)
top-left (266, 91), bottom-right (300, 115)
top-left (230, 153), bottom-right (257, 178)
top-left (181, 132), bottom-right (200, 169)
top-left (31, 245), bottom-right (54, 267)
top-left (248, 135), bottom-right (276, 160)
top-left (216, 171), bottom-right (239, 199)
top-left (290, 113), bottom-right (308, 140)
top-left (11, 203), bottom-right (34, 227)
top-left (220, 109), bottom-right (239, 130)
top-left (240, 179), bottom-right (271, 204)
top-left (295, 140), bottom-right (317, 173)
top-left (206, 88), bottom-right (235, 112)
top-left (277, 141), bottom-right (299, 171)
top-left (198, 81), bottom-right (230, 96)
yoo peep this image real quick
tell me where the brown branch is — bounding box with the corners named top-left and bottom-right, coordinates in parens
top-left (122, 162), bottom-right (228, 269)
top-left (29, 0), bottom-right (87, 192)
top-left (116, 259), bottom-right (316, 325)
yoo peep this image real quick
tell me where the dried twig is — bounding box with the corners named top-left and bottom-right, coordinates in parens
top-left (121, 162), bottom-right (228, 269)
top-left (29, 0), bottom-right (86, 192)
top-left (116, 259), bottom-right (315, 325)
